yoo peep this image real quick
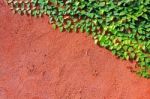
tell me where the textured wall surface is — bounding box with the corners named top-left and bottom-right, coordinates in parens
top-left (0, 0), bottom-right (150, 99)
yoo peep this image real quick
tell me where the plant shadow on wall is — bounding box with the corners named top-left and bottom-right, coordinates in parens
top-left (6, 0), bottom-right (150, 78)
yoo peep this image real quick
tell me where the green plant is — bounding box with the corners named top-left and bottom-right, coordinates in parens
top-left (6, 0), bottom-right (150, 78)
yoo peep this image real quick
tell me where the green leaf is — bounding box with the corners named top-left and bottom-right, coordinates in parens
top-left (59, 27), bottom-right (63, 32)
top-left (52, 24), bottom-right (56, 29)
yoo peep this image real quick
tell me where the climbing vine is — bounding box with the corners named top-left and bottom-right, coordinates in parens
top-left (6, 0), bottom-right (150, 78)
